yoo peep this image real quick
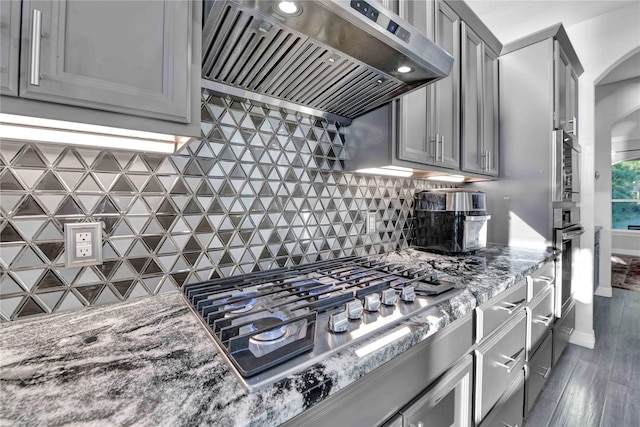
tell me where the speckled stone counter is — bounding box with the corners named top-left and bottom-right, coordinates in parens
top-left (0, 245), bottom-right (557, 427)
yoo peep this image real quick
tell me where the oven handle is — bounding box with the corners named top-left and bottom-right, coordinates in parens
top-left (562, 225), bottom-right (584, 240)
top-left (464, 215), bottom-right (491, 222)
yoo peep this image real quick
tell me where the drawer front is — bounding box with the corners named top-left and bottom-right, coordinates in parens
top-left (528, 286), bottom-right (554, 357)
top-left (526, 332), bottom-right (553, 414)
top-left (400, 355), bottom-right (473, 427)
top-left (475, 311), bottom-right (527, 423)
top-left (479, 370), bottom-right (525, 427)
top-left (476, 279), bottom-right (527, 342)
top-left (553, 299), bottom-right (576, 365)
top-left (528, 261), bottom-right (555, 301)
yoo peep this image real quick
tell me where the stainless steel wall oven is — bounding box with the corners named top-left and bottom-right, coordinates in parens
top-left (553, 130), bottom-right (580, 204)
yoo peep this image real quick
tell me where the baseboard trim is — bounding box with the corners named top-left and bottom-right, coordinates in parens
top-left (570, 329), bottom-right (595, 349)
top-left (612, 248), bottom-right (640, 256)
top-left (594, 286), bottom-right (613, 297)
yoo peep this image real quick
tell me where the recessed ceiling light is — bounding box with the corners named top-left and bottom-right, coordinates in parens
top-left (276, 1), bottom-right (301, 15)
top-left (396, 65), bottom-right (413, 74)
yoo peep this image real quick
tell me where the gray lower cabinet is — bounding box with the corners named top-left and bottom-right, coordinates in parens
top-left (460, 22), bottom-right (499, 177)
top-left (553, 298), bottom-right (576, 365)
top-left (475, 310), bottom-right (527, 424)
top-left (396, 354), bottom-right (473, 427)
top-left (18, 0), bottom-right (192, 123)
top-left (526, 332), bottom-right (553, 415)
top-left (282, 314), bottom-right (474, 427)
top-left (479, 371), bottom-right (525, 427)
top-left (527, 285), bottom-right (554, 358)
top-left (475, 277), bottom-right (527, 343)
top-left (0, 0), bottom-right (21, 96)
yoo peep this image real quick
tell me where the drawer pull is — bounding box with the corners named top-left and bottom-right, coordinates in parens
top-left (497, 348), bottom-right (524, 373)
top-left (500, 422), bottom-right (519, 427)
top-left (538, 276), bottom-right (554, 284)
top-left (497, 299), bottom-right (525, 315)
top-left (564, 327), bottom-right (575, 336)
top-left (538, 366), bottom-right (552, 379)
top-left (533, 314), bottom-right (554, 327)
top-left (30, 9), bottom-right (43, 86)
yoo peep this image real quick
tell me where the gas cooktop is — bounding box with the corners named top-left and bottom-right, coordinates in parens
top-left (183, 256), bottom-right (460, 391)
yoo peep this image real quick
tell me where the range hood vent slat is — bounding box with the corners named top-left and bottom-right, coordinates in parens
top-left (202, 0), bottom-right (454, 122)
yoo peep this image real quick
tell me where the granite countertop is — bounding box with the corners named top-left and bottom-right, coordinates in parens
top-left (0, 245), bottom-right (557, 427)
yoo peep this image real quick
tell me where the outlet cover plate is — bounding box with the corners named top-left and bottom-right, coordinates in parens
top-left (367, 212), bottom-right (377, 234)
top-left (64, 222), bottom-right (103, 267)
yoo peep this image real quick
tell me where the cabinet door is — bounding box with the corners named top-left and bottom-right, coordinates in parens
top-left (430, 0), bottom-right (460, 169)
top-left (460, 23), bottom-right (483, 174)
top-left (397, 0), bottom-right (433, 165)
top-left (554, 40), bottom-right (570, 130)
top-left (567, 66), bottom-right (578, 136)
top-left (19, 0), bottom-right (191, 123)
top-left (0, 0), bottom-right (21, 96)
top-left (482, 46), bottom-right (499, 176)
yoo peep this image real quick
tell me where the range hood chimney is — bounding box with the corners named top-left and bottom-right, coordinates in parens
top-left (201, 0), bottom-right (454, 124)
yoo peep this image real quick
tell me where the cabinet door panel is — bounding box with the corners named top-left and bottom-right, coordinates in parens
top-left (554, 40), bottom-right (569, 130)
top-left (482, 46), bottom-right (499, 176)
top-left (460, 23), bottom-right (483, 174)
top-left (19, 0), bottom-right (191, 123)
top-left (567, 67), bottom-right (578, 136)
top-left (0, 0), bottom-right (21, 96)
top-left (431, 0), bottom-right (460, 169)
top-left (396, 0), bottom-right (431, 164)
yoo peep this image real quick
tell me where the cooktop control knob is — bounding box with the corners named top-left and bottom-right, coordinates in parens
top-left (328, 310), bottom-right (348, 333)
top-left (364, 293), bottom-right (381, 312)
top-left (347, 299), bottom-right (363, 320)
top-left (401, 286), bottom-right (416, 302)
top-left (381, 288), bottom-right (397, 306)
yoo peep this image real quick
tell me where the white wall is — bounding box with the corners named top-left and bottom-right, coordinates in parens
top-left (564, 2), bottom-right (640, 348)
top-left (594, 77), bottom-right (640, 290)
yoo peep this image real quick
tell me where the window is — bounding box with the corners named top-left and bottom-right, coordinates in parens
top-left (612, 159), bottom-right (640, 230)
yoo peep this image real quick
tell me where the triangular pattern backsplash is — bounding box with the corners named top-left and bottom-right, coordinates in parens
top-left (0, 91), bottom-right (444, 321)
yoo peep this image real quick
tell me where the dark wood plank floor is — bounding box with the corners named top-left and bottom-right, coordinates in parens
top-left (525, 287), bottom-right (640, 427)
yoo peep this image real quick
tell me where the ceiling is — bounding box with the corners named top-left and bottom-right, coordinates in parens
top-left (464, 0), bottom-right (637, 45)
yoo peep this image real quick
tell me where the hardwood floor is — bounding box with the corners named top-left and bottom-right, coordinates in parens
top-left (525, 287), bottom-right (640, 427)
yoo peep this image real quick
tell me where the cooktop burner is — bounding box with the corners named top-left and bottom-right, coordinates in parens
top-left (183, 256), bottom-right (460, 391)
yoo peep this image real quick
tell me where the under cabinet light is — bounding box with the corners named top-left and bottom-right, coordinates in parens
top-left (426, 174), bottom-right (466, 183)
top-left (0, 113), bottom-right (192, 154)
top-left (355, 166), bottom-right (414, 178)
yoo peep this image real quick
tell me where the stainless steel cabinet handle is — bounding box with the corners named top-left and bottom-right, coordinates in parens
top-left (439, 135), bottom-right (445, 162)
top-left (497, 348), bottom-right (524, 373)
top-left (496, 298), bottom-right (526, 315)
top-left (487, 150), bottom-right (492, 170)
top-left (538, 365), bottom-right (552, 379)
top-left (500, 422), bottom-right (519, 427)
top-left (533, 314), bottom-right (554, 327)
top-left (430, 136), bottom-right (438, 159)
top-left (435, 135), bottom-right (441, 162)
top-left (564, 327), bottom-right (575, 336)
top-left (30, 9), bottom-right (42, 86)
top-left (538, 275), bottom-right (554, 284)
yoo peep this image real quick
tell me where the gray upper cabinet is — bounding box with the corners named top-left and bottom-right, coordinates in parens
top-left (18, 0), bottom-right (192, 123)
top-left (554, 40), bottom-right (579, 136)
top-left (0, 0), bottom-right (21, 96)
top-left (460, 23), bottom-right (499, 176)
top-left (397, 0), bottom-right (460, 170)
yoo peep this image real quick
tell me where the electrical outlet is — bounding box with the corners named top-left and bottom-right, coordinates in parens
top-left (367, 212), bottom-right (377, 234)
top-left (65, 222), bottom-right (103, 267)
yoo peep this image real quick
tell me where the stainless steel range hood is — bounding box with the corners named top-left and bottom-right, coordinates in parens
top-left (201, 0), bottom-right (454, 123)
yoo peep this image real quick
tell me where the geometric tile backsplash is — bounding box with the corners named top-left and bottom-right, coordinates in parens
top-left (0, 90), bottom-right (446, 321)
